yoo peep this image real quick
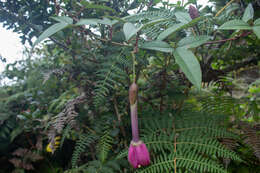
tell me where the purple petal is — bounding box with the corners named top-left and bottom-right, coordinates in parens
top-left (128, 144), bottom-right (139, 168)
top-left (136, 143), bottom-right (150, 166)
top-left (128, 141), bottom-right (150, 168)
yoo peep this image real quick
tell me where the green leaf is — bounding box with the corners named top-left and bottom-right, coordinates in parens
top-left (253, 18), bottom-right (260, 39)
top-left (33, 22), bottom-right (69, 47)
top-left (76, 18), bottom-right (118, 26)
top-left (140, 41), bottom-right (173, 53)
top-left (10, 127), bottom-right (23, 142)
top-left (225, 3), bottom-right (240, 16)
top-left (242, 3), bottom-right (254, 22)
top-left (173, 48), bottom-right (202, 89)
top-left (76, 19), bottom-right (98, 26)
top-left (157, 23), bottom-right (186, 41)
top-left (254, 18), bottom-right (260, 25)
top-left (123, 23), bottom-right (141, 41)
top-left (178, 35), bottom-right (210, 48)
top-left (142, 18), bottom-right (168, 28)
top-left (157, 16), bottom-right (204, 41)
top-left (97, 18), bottom-right (117, 26)
top-left (253, 26), bottom-right (260, 39)
top-left (219, 20), bottom-right (252, 30)
top-left (175, 12), bottom-right (192, 24)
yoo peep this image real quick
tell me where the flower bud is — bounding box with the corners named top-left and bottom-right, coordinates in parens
top-left (128, 140), bottom-right (150, 168)
top-left (189, 5), bottom-right (199, 19)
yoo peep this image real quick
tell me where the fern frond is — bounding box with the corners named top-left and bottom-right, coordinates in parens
top-left (240, 122), bottom-right (260, 160)
top-left (71, 133), bottom-right (98, 168)
top-left (138, 111), bottom-right (241, 172)
top-left (144, 138), bottom-right (241, 161)
top-left (137, 151), bottom-right (227, 173)
top-left (64, 164), bottom-right (88, 173)
top-left (60, 125), bottom-right (71, 148)
top-left (198, 95), bottom-right (241, 115)
top-left (142, 113), bottom-right (237, 139)
top-left (115, 149), bottom-right (128, 160)
top-left (124, 10), bottom-right (174, 22)
top-left (98, 128), bottom-right (114, 163)
top-left (93, 50), bottom-right (129, 108)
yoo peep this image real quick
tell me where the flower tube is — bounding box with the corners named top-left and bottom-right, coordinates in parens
top-left (128, 83), bottom-right (150, 168)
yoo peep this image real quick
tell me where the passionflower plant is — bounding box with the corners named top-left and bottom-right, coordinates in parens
top-left (128, 83), bottom-right (150, 168)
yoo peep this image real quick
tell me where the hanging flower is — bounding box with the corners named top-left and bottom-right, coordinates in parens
top-left (128, 83), bottom-right (150, 168)
top-left (128, 140), bottom-right (150, 168)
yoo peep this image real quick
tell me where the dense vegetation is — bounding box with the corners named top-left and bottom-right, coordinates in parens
top-left (0, 0), bottom-right (259, 172)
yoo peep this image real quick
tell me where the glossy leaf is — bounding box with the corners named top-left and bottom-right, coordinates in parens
top-left (175, 12), bottom-right (192, 24)
top-left (253, 18), bottom-right (260, 39)
top-left (173, 48), bottom-right (201, 90)
top-left (140, 41), bottom-right (173, 53)
top-left (123, 23), bottom-right (141, 41)
top-left (242, 3), bottom-right (254, 22)
top-left (178, 35), bottom-right (210, 49)
top-left (33, 22), bottom-right (69, 47)
top-left (97, 18), bottom-right (117, 26)
top-left (157, 16), bottom-right (204, 41)
top-left (157, 23), bottom-right (185, 41)
top-left (219, 20), bottom-right (252, 30)
top-left (76, 19), bottom-right (98, 26)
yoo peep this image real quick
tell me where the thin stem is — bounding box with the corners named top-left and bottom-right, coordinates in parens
top-left (204, 31), bottom-right (252, 45)
top-left (131, 51), bottom-right (136, 83)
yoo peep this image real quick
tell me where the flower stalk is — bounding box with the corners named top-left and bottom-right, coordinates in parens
top-left (129, 82), bottom-right (139, 142)
top-left (128, 82), bottom-right (150, 168)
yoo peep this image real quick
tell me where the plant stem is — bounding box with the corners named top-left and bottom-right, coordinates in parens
top-left (131, 51), bottom-right (136, 83)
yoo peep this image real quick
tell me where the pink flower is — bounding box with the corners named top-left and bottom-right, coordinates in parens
top-left (128, 140), bottom-right (150, 169)
top-left (128, 83), bottom-right (150, 168)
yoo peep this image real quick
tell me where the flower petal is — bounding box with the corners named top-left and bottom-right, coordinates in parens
top-left (136, 142), bottom-right (150, 166)
top-left (128, 144), bottom-right (139, 168)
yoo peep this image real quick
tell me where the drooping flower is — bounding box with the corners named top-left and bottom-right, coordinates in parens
top-left (128, 140), bottom-right (150, 168)
top-left (128, 83), bottom-right (150, 168)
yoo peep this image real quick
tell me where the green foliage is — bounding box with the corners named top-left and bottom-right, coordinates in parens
top-left (123, 23), bottom-right (141, 41)
top-left (33, 16), bottom-right (73, 47)
top-left (71, 133), bottom-right (98, 168)
top-left (134, 111), bottom-right (241, 173)
top-left (98, 128), bottom-right (114, 163)
top-left (173, 48), bottom-right (202, 90)
top-left (253, 18), bottom-right (260, 39)
top-left (242, 3), bottom-right (254, 22)
top-left (0, 0), bottom-right (260, 172)
top-left (93, 49), bottom-right (130, 107)
top-left (140, 40), bottom-right (173, 53)
top-left (219, 19), bottom-right (251, 30)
